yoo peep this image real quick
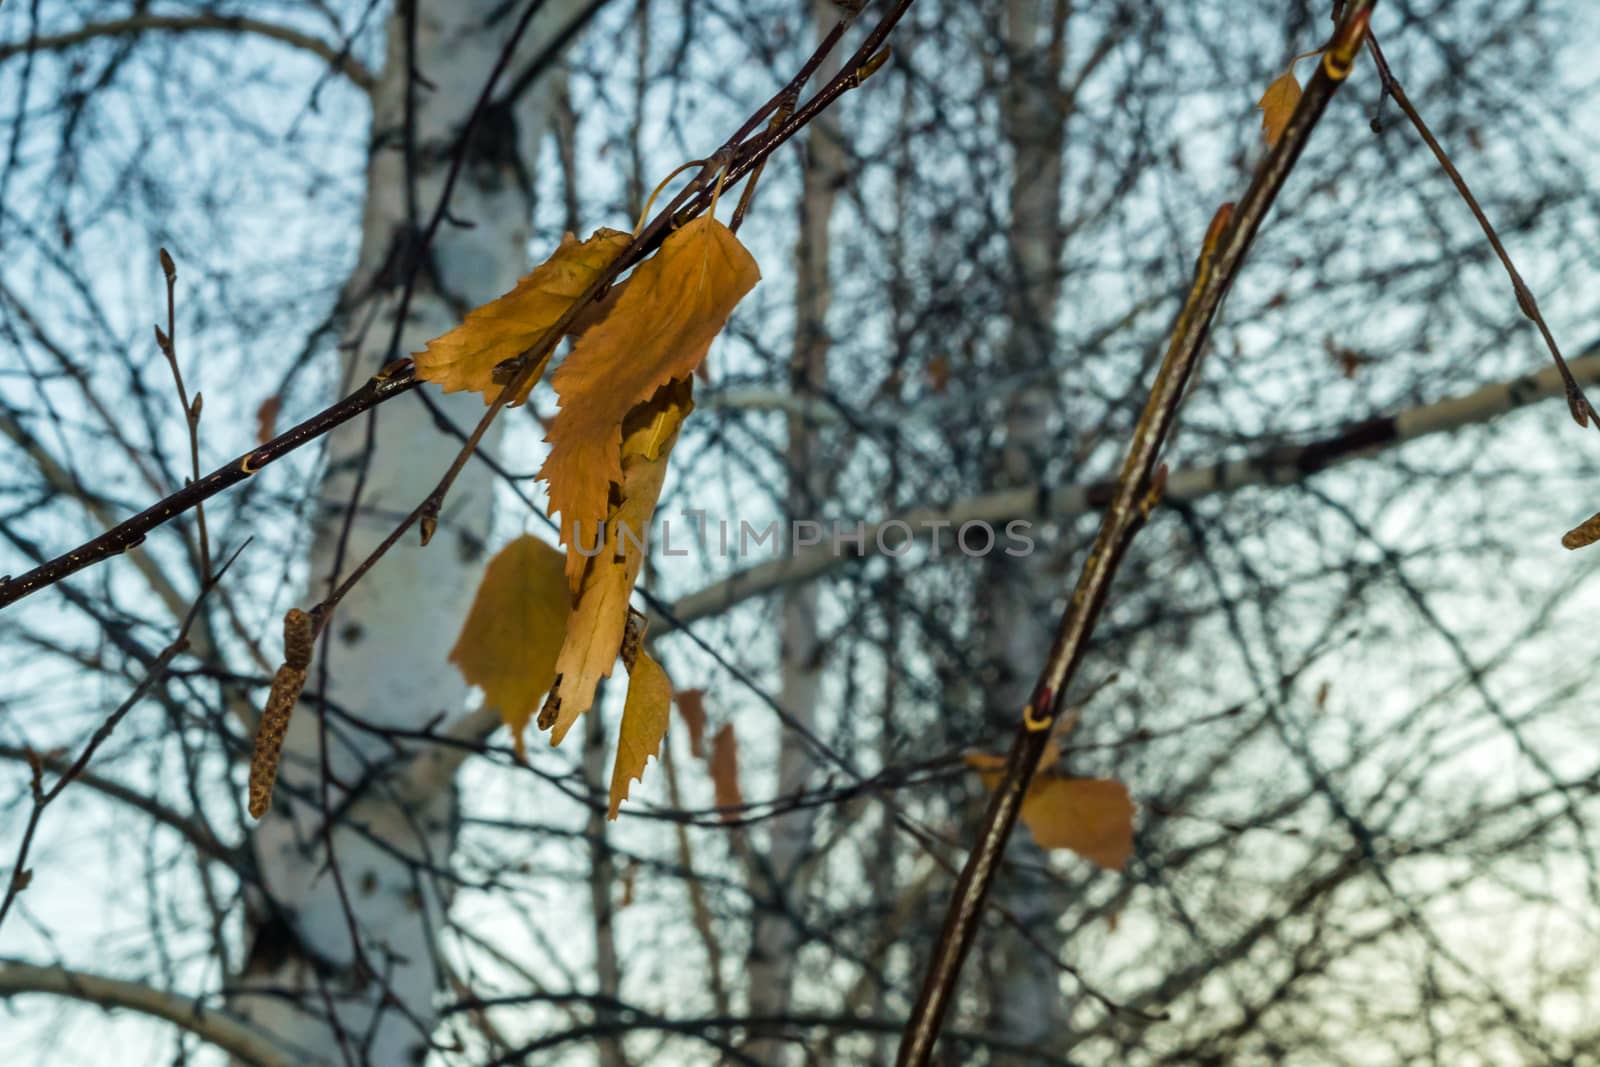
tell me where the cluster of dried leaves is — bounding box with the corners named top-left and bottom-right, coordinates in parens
top-left (422, 214), bottom-right (758, 818)
top-left (410, 208), bottom-right (1137, 871)
top-left (407, 199), bottom-right (1140, 867)
top-left (239, 182), bottom-right (1139, 869)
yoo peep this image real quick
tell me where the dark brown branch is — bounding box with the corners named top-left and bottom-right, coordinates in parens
top-left (0, 746), bottom-right (235, 865)
top-left (0, 959), bottom-right (309, 1067)
top-left (893, 5), bottom-right (1379, 1064)
top-left (0, 365), bottom-right (417, 610)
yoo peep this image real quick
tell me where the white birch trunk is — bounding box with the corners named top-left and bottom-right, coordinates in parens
top-left (231, 3), bottom-right (579, 1062)
top-left (585, 696), bottom-right (628, 1067)
top-left (744, 4), bottom-right (847, 1058)
top-left (985, 0), bottom-right (1070, 1056)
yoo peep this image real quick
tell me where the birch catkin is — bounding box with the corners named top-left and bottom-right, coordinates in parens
top-left (248, 609), bottom-right (314, 818)
top-left (1562, 512), bottom-right (1600, 550)
top-left (282, 607), bottom-right (312, 669)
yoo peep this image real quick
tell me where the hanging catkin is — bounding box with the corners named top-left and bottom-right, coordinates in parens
top-left (248, 609), bottom-right (314, 818)
top-left (281, 607), bottom-right (312, 669)
top-left (1561, 512), bottom-right (1600, 550)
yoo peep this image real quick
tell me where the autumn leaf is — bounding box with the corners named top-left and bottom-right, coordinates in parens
top-left (963, 751), bottom-right (1008, 782)
top-left (963, 726), bottom-right (1068, 787)
top-left (255, 395), bottom-right (281, 444)
top-left (1256, 68), bottom-right (1301, 148)
top-left (449, 534), bottom-right (569, 757)
top-left (415, 228), bottom-right (632, 406)
top-left (710, 723), bottom-right (743, 820)
top-left (675, 688), bottom-right (707, 758)
top-left (965, 750), bottom-right (1133, 871)
top-left (541, 216), bottom-right (759, 553)
top-left (609, 649), bottom-right (671, 818)
top-left (1020, 778), bottom-right (1134, 870)
top-left (540, 380), bottom-right (691, 745)
top-left (561, 380), bottom-right (689, 592)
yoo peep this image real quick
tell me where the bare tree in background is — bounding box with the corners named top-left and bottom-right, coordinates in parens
top-left (3, 2), bottom-right (1600, 1066)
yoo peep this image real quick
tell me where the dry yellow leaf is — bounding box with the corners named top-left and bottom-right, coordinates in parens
top-left (675, 688), bottom-right (707, 758)
top-left (255, 395), bottom-right (281, 444)
top-left (961, 731), bottom-right (1065, 786)
top-left (710, 723), bottom-right (743, 820)
top-left (1256, 69), bottom-right (1301, 148)
top-left (415, 228), bottom-right (632, 406)
top-left (541, 216), bottom-right (759, 552)
top-left (563, 380), bottom-right (693, 591)
top-left (965, 750), bottom-right (1134, 871)
top-left (541, 382), bottom-right (691, 745)
top-left (609, 649), bottom-right (671, 818)
top-left (449, 534), bottom-right (569, 757)
top-left (1020, 777), bottom-right (1134, 871)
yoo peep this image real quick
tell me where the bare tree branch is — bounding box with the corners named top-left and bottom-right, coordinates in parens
top-left (0, 959), bottom-right (322, 1067)
top-left (0, 746), bottom-right (235, 865)
top-left (0, 14), bottom-right (377, 92)
top-left (664, 342), bottom-right (1600, 629)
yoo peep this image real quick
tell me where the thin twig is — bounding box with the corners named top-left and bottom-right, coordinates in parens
top-left (1361, 33), bottom-right (1597, 429)
top-left (0, 542), bottom-right (246, 935)
top-left (0, 12), bottom-right (378, 91)
top-left (0, 363), bottom-right (415, 609)
top-left (153, 248), bottom-right (211, 581)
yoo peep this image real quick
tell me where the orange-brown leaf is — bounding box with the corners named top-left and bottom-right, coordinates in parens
top-left (1019, 777), bottom-right (1134, 871)
top-left (415, 228), bottom-right (632, 405)
top-left (255, 395), bottom-right (281, 444)
top-left (609, 650), bottom-right (671, 818)
top-left (966, 746), bottom-right (1133, 870)
top-left (962, 732), bottom-right (1065, 788)
top-left (541, 216), bottom-right (759, 550)
top-left (542, 383), bottom-right (690, 745)
top-left (562, 382), bottom-right (692, 591)
top-left (1256, 69), bottom-right (1301, 148)
top-left (710, 723), bottom-right (743, 820)
top-left (449, 535), bottom-right (569, 757)
top-left (675, 688), bottom-right (707, 758)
